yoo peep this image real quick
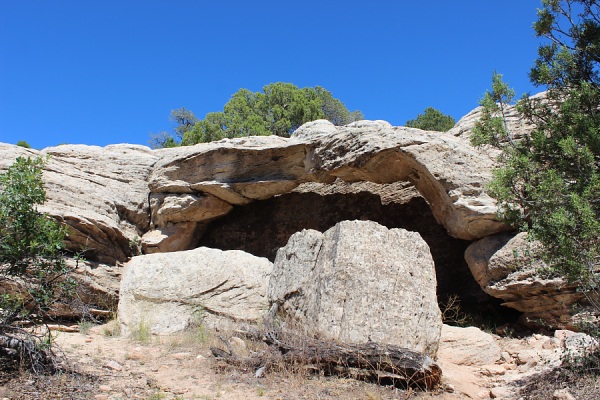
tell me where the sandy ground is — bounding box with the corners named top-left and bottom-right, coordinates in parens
top-left (0, 322), bottom-right (560, 400)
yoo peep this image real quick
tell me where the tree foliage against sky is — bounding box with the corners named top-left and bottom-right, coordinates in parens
top-left (472, 0), bottom-right (600, 286)
top-left (405, 107), bottom-right (456, 132)
top-left (151, 83), bottom-right (363, 147)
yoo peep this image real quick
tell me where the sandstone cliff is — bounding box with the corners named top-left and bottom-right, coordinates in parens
top-left (4, 103), bottom-right (578, 329)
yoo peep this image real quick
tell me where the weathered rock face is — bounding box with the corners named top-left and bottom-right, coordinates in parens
top-left (0, 143), bottom-right (158, 265)
top-left (2, 117), bottom-right (510, 264)
top-left (197, 189), bottom-right (497, 312)
top-left (465, 232), bottom-right (586, 329)
top-left (117, 247), bottom-right (272, 335)
top-left (145, 121), bottom-right (510, 244)
top-left (1, 113), bottom-right (522, 327)
top-left (438, 325), bottom-right (501, 366)
top-left (294, 120), bottom-right (510, 240)
top-left (268, 220), bottom-right (442, 357)
top-left (447, 92), bottom-right (543, 141)
top-left (56, 258), bottom-right (121, 318)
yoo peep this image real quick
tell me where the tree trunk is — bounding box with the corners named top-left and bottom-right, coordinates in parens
top-left (211, 329), bottom-right (442, 390)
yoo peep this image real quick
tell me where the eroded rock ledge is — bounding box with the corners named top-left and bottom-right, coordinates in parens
top-left (2, 119), bottom-right (510, 265)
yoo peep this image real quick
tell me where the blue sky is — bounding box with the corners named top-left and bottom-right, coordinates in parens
top-left (0, 1), bottom-right (542, 149)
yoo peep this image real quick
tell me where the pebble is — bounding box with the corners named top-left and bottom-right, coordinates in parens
top-left (500, 351), bottom-right (513, 362)
top-left (171, 352), bottom-right (192, 360)
top-left (490, 387), bottom-right (510, 398)
top-left (481, 364), bottom-right (505, 376)
top-left (503, 362), bottom-right (517, 370)
top-left (553, 388), bottom-right (576, 400)
top-left (516, 350), bottom-right (539, 365)
top-left (542, 337), bottom-right (560, 349)
top-left (99, 385), bottom-right (112, 392)
top-left (105, 360), bottom-right (123, 371)
top-left (255, 366), bottom-right (265, 378)
top-left (230, 336), bottom-right (246, 350)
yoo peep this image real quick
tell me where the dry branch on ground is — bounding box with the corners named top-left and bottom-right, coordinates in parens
top-left (210, 327), bottom-right (442, 390)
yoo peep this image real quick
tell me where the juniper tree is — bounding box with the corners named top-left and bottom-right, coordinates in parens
top-left (472, 0), bottom-right (600, 288)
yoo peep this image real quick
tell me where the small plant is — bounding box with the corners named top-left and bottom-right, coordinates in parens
top-left (0, 156), bottom-right (75, 373)
top-left (129, 235), bottom-right (142, 255)
top-left (102, 319), bottom-right (122, 337)
top-left (16, 140), bottom-right (31, 148)
top-left (191, 306), bottom-right (208, 343)
top-left (439, 294), bottom-right (470, 327)
top-left (77, 320), bottom-right (96, 335)
top-left (146, 391), bottom-right (168, 400)
top-left (131, 317), bottom-right (152, 343)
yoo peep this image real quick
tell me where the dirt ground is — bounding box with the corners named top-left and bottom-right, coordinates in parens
top-left (0, 322), bottom-right (597, 400)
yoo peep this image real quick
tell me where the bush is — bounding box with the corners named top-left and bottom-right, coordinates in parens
top-left (0, 156), bottom-right (73, 373)
top-left (15, 141), bottom-right (31, 149)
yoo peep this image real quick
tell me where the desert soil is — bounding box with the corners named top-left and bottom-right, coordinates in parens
top-left (0, 322), bottom-right (595, 400)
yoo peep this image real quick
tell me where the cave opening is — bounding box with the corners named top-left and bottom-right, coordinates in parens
top-left (196, 184), bottom-right (520, 325)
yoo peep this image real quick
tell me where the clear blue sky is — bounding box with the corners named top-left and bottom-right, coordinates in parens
top-left (0, 1), bottom-right (542, 149)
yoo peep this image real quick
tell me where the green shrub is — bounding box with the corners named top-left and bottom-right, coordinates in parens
top-left (0, 156), bottom-right (73, 372)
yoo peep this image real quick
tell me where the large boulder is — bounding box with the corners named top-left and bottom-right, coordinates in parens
top-left (267, 220), bottom-right (442, 357)
top-left (465, 232), bottom-right (587, 329)
top-left (117, 247), bottom-right (273, 335)
top-left (438, 325), bottom-right (501, 366)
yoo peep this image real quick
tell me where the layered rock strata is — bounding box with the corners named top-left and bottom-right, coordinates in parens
top-left (465, 232), bottom-right (587, 329)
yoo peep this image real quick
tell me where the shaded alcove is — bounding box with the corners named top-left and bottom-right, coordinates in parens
top-left (196, 187), bottom-right (520, 321)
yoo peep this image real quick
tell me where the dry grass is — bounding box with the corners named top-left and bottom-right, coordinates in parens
top-left (0, 369), bottom-right (96, 400)
top-left (1, 321), bottom-right (450, 399)
top-left (518, 368), bottom-right (600, 399)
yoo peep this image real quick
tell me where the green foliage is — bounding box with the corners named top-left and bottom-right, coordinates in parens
top-left (148, 108), bottom-right (198, 148)
top-left (316, 86), bottom-right (364, 126)
top-left (405, 107), bottom-right (456, 132)
top-left (148, 131), bottom-right (180, 149)
top-left (0, 157), bottom-right (73, 371)
top-left (176, 82), bottom-right (362, 145)
top-left (472, 1), bottom-right (600, 287)
top-left (154, 83), bottom-right (362, 147)
top-left (16, 140), bottom-right (31, 148)
top-left (170, 107), bottom-right (198, 140)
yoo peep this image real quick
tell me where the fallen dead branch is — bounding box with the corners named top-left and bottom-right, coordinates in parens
top-left (0, 331), bottom-right (58, 374)
top-left (210, 327), bottom-right (442, 390)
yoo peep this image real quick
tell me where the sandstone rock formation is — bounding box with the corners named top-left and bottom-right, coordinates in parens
top-left (465, 232), bottom-right (586, 329)
top-left (438, 325), bottom-right (501, 366)
top-left (268, 220), bottom-right (442, 357)
top-left (2, 116), bottom-right (510, 265)
top-left (0, 143), bottom-right (158, 265)
top-left (447, 93), bottom-right (541, 141)
top-left (294, 119), bottom-right (509, 240)
top-left (1, 117), bottom-right (517, 323)
top-left (117, 247), bottom-right (272, 335)
top-left (195, 183), bottom-right (491, 313)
